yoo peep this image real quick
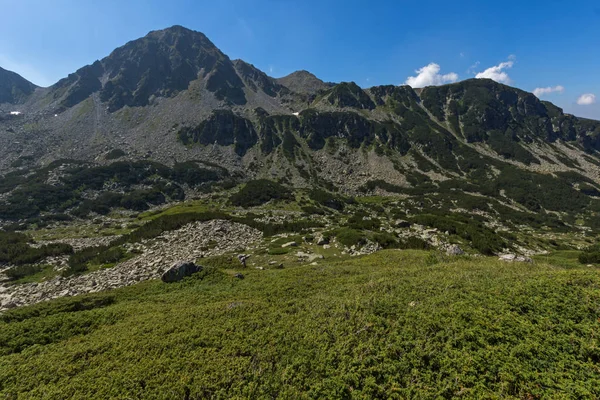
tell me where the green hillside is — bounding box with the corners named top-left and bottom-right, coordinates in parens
top-left (1, 250), bottom-right (599, 399)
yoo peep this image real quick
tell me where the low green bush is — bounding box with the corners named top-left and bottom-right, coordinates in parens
top-left (578, 245), bottom-right (600, 264)
top-left (4, 264), bottom-right (42, 281)
top-left (334, 228), bottom-right (367, 247)
top-left (230, 180), bottom-right (293, 207)
top-left (201, 255), bottom-right (240, 269)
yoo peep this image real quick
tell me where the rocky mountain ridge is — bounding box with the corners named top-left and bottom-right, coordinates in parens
top-left (1, 25), bottom-right (600, 221)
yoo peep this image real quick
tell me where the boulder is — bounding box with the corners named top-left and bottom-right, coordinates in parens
top-left (315, 234), bottom-right (330, 246)
top-left (395, 219), bottom-right (411, 228)
top-left (446, 245), bottom-right (464, 256)
top-left (498, 254), bottom-right (533, 263)
top-left (498, 254), bottom-right (516, 262)
top-left (161, 261), bottom-right (202, 283)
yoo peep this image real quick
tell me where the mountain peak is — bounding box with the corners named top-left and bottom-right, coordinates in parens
top-left (0, 66), bottom-right (37, 104)
top-left (277, 70), bottom-right (332, 95)
top-left (48, 24), bottom-right (247, 111)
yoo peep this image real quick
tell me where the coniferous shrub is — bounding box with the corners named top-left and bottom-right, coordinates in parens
top-left (229, 180), bottom-right (292, 207)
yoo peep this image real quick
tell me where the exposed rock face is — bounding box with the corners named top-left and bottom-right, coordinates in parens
top-left (177, 109), bottom-right (258, 156)
top-left (48, 25), bottom-right (246, 112)
top-left (161, 261), bottom-right (202, 283)
top-left (233, 59), bottom-right (288, 97)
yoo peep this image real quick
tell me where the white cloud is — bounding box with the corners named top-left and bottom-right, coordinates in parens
top-left (533, 85), bottom-right (565, 97)
top-left (475, 58), bottom-right (515, 84)
top-left (577, 93), bottom-right (596, 105)
top-left (405, 63), bottom-right (458, 88)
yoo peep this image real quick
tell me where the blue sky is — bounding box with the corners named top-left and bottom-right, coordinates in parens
top-left (1, 0), bottom-right (600, 118)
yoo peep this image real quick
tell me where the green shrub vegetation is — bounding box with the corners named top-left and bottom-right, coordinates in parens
top-left (0, 232), bottom-right (73, 279)
top-left (308, 188), bottom-right (353, 211)
top-left (578, 244), bottom-right (600, 264)
top-left (347, 211), bottom-right (381, 230)
top-left (0, 160), bottom-right (229, 221)
top-left (229, 179), bottom-right (293, 208)
top-left (410, 213), bottom-right (505, 255)
top-left (1, 251), bottom-right (599, 398)
top-left (332, 227), bottom-right (367, 247)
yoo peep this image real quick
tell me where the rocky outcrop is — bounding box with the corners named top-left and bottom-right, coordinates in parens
top-left (178, 110), bottom-right (258, 156)
top-left (316, 82), bottom-right (376, 110)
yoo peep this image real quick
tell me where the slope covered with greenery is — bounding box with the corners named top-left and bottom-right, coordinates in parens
top-left (1, 251), bottom-right (599, 398)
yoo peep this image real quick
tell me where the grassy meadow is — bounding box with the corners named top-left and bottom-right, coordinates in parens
top-left (1, 250), bottom-right (599, 399)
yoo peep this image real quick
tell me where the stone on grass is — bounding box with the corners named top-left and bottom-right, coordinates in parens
top-left (446, 245), bottom-right (464, 256)
top-left (161, 261), bottom-right (202, 283)
top-left (498, 254), bottom-right (533, 263)
top-left (315, 234), bottom-right (329, 246)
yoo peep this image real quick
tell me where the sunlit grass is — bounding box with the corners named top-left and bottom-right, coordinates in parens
top-left (1, 250), bottom-right (599, 398)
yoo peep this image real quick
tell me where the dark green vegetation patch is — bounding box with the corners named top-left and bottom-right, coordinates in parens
top-left (229, 179), bottom-right (293, 207)
top-left (0, 160), bottom-right (229, 221)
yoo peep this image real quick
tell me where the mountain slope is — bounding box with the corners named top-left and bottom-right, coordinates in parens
top-left (0, 67), bottom-right (37, 104)
top-left (1, 25), bottom-right (600, 224)
top-left (45, 25), bottom-right (248, 112)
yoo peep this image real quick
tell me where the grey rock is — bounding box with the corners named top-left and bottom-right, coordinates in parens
top-left (234, 273), bottom-right (245, 279)
top-left (296, 251), bottom-right (324, 262)
top-left (315, 234), bottom-right (329, 246)
top-left (498, 254), bottom-right (533, 263)
top-left (446, 245), bottom-right (464, 256)
top-left (395, 220), bottom-right (411, 228)
top-left (161, 261), bottom-right (202, 283)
